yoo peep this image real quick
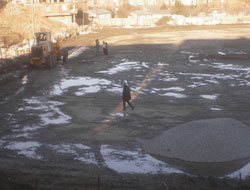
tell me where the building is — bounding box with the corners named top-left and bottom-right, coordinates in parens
top-left (180, 0), bottom-right (197, 6)
top-left (87, 8), bottom-right (111, 19)
top-left (130, 9), bottom-right (171, 19)
top-left (13, 0), bottom-right (77, 25)
top-left (33, 0), bottom-right (78, 25)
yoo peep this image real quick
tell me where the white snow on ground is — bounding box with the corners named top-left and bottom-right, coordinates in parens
top-left (74, 144), bottom-right (91, 150)
top-left (75, 86), bottom-right (101, 96)
top-left (68, 46), bottom-right (89, 59)
top-left (161, 77), bottom-right (179, 82)
top-left (227, 162), bottom-right (250, 179)
top-left (100, 145), bottom-right (183, 174)
top-left (41, 102), bottom-right (70, 125)
top-left (97, 61), bottom-right (151, 75)
top-left (135, 75), bottom-right (144, 77)
top-left (158, 71), bottom-right (179, 82)
top-left (75, 152), bottom-right (98, 165)
top-left (52, 77), bottom-right (111, 96)
top-left (5, 141), bottom-right (42, 160)
top-left (164, 87), bottom-right (185, 92)
top-left (228, 50), bottom-right (247, 55)
top-left (212, 63), bottom-right (250, 72)
top-left (4, 125), bottom-right (41, 140)
top-left (106, 84), bottom-right (123, 94)
top-left (180, 51), bottom-right (199, 55)
top-left (15, 133), bottom-right (32, 138)
top-left (210, 107), bottom-right (222, 111)
top-left (49, 143), bottom-right (90, 154)
top-left (200, 94), bottom-right (218, 100)
top-left (157, 62), bottom-right (169, 66)
top-left (49, 143), bottom-right (98, 165)
top-left (0, 140), bottom-right (5, 147)
top-left (188, 55), bottom-right (200, 63)
top-left (189, 59), bottom-right (200, 63)
top-left (142, 62), bottom-right (150, 68)
top-left (205, 79), bottom-right (219, 84)
top-left (111, 112), bottom-right (124, 117)
top-left (159, 92), bottom-right (187, 98)
top-left (97, 61), bottom-right (142, 75)
top-left (178, 72), bottom-right (240, 80)
top-left (21, 98), bottom-right (71, 125)
top-left (218, 51), bottom-right (226, 55)
top-left (151, 87), bottom-right (185, 93)
top-left (13, 125), bottom-right (41, 133)
top-left (40, 108), bottom-right (71, 125)
top-left (49, 144), bottom-right (77, 154)
top-left (191, 76), bottom-right (203, 80)
top-left (190, 82), bottom-right (208, 87)
top-left (60, 77), bottom-right (110, 91)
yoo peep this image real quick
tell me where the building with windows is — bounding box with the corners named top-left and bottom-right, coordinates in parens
top-left (32, 0), bottom-right (77, 25)
top-left (12, 0), bottom-right (77, 25)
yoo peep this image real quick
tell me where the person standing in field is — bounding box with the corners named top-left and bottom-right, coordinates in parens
top-left (95, 39), bottom-right (99, 56)
top-left (102, 41), bottom-right (106, 55)
top-left (122, 81), bottom-right (134, 111)
top-left (105, 41), bottom-right (108, 55)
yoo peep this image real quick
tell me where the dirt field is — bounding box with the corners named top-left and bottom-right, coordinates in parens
top-left (1, 25), bottom-right (250, 189)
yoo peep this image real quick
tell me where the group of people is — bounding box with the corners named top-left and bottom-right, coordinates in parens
top-left (95, 39), bottom-right (108, 56)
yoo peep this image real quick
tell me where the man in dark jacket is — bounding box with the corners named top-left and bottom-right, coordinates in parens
top-left (95, 39), bottom-right (99, 56)
top-left (122, 81), bottom-right (134, 111)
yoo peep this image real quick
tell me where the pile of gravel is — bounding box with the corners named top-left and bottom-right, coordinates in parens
top-left (142, 118), bottom-right (250, 162)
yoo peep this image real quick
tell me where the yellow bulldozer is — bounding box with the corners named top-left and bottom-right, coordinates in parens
top-left (28, 32), bottom-right (68, 69)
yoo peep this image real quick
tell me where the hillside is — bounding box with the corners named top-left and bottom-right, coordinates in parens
top-left (0, 2), bottom-right (67, 46)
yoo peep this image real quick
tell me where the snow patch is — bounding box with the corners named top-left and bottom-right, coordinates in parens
top-left (68, 46), bottom-right (89, 59)
top-left (52, 77), bottom-right (111, 96)
top-left (227, 162), bottom-right (250, 179)
top-left (200, 94), bottom-right (218, 100)
top-left (218, 51), bottom-right (226, 55)
top-left (75, 152), bottom-right (98, 165)
top-left (5, 141), bottom-right (42, 160)
top-left (159, 92), bottom-right (187, 98)
top-left (97, 61), bottom-right (141, 75)
top-left (100, 145), bottom-right (183, 174)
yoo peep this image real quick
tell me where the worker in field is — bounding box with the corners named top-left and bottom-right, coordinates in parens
top-left (122, 81), bottom-right (134, 111)
top-left (95, 39), bottom-right (99, 56)
top-left (105, 41), bottom-right (108, 55)
top-left (102, 41), bottom-right (106, 55)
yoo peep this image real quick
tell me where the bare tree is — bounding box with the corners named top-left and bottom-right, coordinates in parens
top-left (224, 0), bottom-right (244, 15)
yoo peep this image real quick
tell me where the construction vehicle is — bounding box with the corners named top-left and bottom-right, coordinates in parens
top-left (28, 32), bottom-right (68, 69)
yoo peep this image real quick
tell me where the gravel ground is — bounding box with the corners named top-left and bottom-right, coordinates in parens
top-left (1, 25), bottom-right (250, 189)
top-left (142, 118), bottom-right (250, 162)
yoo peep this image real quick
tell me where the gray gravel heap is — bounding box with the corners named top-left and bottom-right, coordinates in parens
top-left (142, 118), bottom-right (250, 162)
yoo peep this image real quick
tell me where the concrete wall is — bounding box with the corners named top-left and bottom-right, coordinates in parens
top-left (94, 15), bottom-right (243, 26)
top-left (47, 15), bottom-right (74, 25)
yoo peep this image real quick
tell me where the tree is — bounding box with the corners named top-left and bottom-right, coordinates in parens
top-left (224, 0), bottom-right (244, 15)
top-left (0, 0), bottom-right (7, 10)
top-left (117, 3), bottom-right (132, 18)
top-left (160, 4), bottom-right (168, 10)
top-left (172, 0), bottom-right (188, 16)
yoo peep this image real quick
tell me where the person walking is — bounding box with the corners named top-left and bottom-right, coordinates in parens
top-left (122, 81), bottom-right (134, 111)
top-left (102, 41), bottom-right (106, 55)
top-left (105, 41), bottom-right (108, 55)
top-left (95, 39), bottom-right (99, 56)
